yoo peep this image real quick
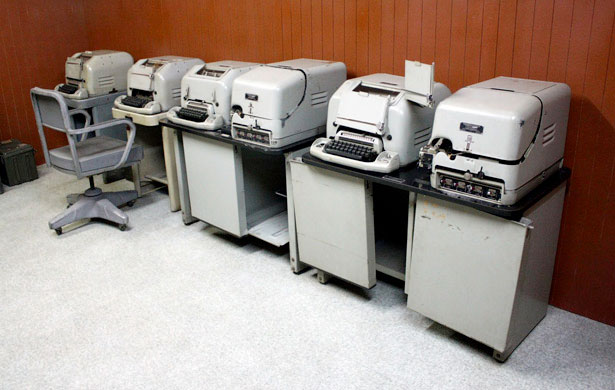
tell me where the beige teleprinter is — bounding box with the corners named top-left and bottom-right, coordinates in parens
top-left (55, 50), bottom-right (134, 100)
top-left (114, 56), bottom-right (204, 117)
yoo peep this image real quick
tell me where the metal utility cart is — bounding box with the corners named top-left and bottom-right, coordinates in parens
top-left (166, 119), bottom-right (312, 261)
top-left (290, 152), bottom-right (569, 361)
top-left (112, 108), bottom-right (179, 209)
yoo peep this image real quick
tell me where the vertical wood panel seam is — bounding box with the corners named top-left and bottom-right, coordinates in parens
top-left (478, 0), bottom-right (485, 81)
top-left (509, 0), bottom-right (518, 75)
top-left (599, 10), bottom-right (615, 111)
top-left (546, 0), bottom-right (564, 79)
top-left (447, 0), bottom-right (453, 84)
top-left (343, 0), bottom-right (346, 62)
top-left (0, 15), bottom-right (13, 139)
top-left (406, 0), bottom-right (410, 65)
top-left (594, 9), bottom-right (615, 241)
top-left (492, 0), bottom-right (501, 78)
top-left (367, 0), bottom-right (370, 68)
top-left (391, 0), bottom-right (396, 67)
top-left (311, 0), bottom-right (316, 59)
top-left (562, 2), bottom-right (577, 82)
top-left (526, 0), bottom-right (539, 75)
top-left (14, 3), bottom-right (30, 145)
top-left (380, 0), bottom-right (384, 70)
top-left (569, 0), bottom-right (596, 179)
top-left (356, 0), bottom-right (359, 68)
top-left (435, 0), bottom-right (438, 67)
top-left (4, 11), bottom-right (21, 141)
top-left (321, 0), bottom-right (325, 59)
top-left (378, 0), bottom-right (387, 72)
top-left (544, 1), bottom-right (556, 79)
top-left (3, 8), bottom-right (18, 140)
top-left (462, 0), bottom-right (469, 80)
top-left (568, 0), bottom-right (597, 282)
top-left (527, 1), bottom-right (537, 77)
top-left (290, 0), bottom-right (294, 57)
top-left (311, 0), bottom-right (315, 56)
top-left (421, 0), bottom-right (425, 59)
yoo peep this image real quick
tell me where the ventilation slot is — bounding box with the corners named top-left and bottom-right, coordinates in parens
top-left (542, 123), bottom-right (556, 146)
top-left (172, 88), bottom-right (182, 99)
top-left (414, 127), bottom-right (432, 146)
top-left (311, 91), bottom-right (328, 106)
top-left (98, 75), bottom-right (114, 87)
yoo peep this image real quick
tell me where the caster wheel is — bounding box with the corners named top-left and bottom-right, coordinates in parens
top-left (127, 200), bottom-right (136, 207)
top-left (119, 224), bottom-right (127, 231)
top-left (55, 228), bottom-right (62, 235)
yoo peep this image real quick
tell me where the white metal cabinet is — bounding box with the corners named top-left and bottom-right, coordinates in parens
top-left (179, 131), bottom-right (290, 246)
top-left (406, 183), bottom-right (566, 361)
top-left (183, 133), bottom-right (247, 236)
top-left (290, 160), bottom-right (377, 288)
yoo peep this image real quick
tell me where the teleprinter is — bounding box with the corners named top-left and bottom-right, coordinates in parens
top-left (230, 59), bottom-right (347, 148)
top-left (55, 50), bottom-right (134, 100)
top-left (114, 56), bottom-right (204, 116)
top-left (166, 60), bottom-right (259, 130)
top-left (418, 76), bottom-right (571, 205)
top-left (310, 61), bottom-right (451, 173)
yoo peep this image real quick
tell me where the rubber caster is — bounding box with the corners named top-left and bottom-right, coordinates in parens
top-left (55, 228), bottom-right (62, 235)
top-left (119, 224), bottom-right (127, 231)
top-left (127, 200), bottom-right (136, 207)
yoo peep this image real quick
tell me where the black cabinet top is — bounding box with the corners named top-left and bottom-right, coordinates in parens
top-left (301, 153), bottom-right (570, 220)
top-left (161, 119), bottom-right (314, 155)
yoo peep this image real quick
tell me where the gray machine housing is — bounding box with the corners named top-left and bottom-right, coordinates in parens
top-left (310, 72), bottom-right (451, 172)
top-left (230, 59), bottom-right (347, 148)
top-left (55, 50), bottom-right (134, 100)
top-left (166, 60), bottom-right (260, 130)
top-left (420, 77), bottom-right (571, 205)
top-left (114, 56), bottom-right (204, 115)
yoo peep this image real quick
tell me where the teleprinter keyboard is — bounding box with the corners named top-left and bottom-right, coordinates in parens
top-left (310, 137), bottom-right (401, 173)
top-left (122, 96), bottom-right (150, 108)
top-left (177, 107), bottom-right (208, 122)
top-left (58, 84), bottom-right (79, 94)
top-left (323, 139), bottom-right (378, 162)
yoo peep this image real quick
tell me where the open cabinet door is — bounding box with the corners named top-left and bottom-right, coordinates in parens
top-left (290, 160), bottom-right (376, 288)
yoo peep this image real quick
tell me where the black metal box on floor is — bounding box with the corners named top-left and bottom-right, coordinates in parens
top-left (0, 139), bottom-right (38, 186)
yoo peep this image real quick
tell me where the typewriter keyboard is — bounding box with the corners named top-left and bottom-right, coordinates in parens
top-left (324, 139), bottom-right (378, 162)
top-left (122, 96), bottom-right (150, 108)
top-left (177, 107), bottom-right (208, 122)
top-left (58, 84), bottom-right (78, 94)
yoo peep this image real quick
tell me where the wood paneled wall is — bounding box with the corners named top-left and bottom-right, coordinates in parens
top-left (5, 0), bottom-right (615, 325)
top-left (0, 0), bottom-right (89, 158)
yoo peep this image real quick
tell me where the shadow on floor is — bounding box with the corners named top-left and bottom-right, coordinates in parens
top-left (426, 321), bottom-right (495, 360)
